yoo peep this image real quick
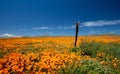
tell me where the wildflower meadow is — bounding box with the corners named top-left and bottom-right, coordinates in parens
top-left (0, 36), bottom-right (120, 74)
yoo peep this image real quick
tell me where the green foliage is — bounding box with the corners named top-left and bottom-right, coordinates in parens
top-left (69, 40), bottom-right (120, 74)
top-left (70, 47), bottom-right (81, 52)
top-left (57, 59), bottom-right (118, 74)
top-left (0, 51), bottom-right (6, 58)
top-left (76, 60), bottom-right (104, 74)
top-left (105, 42), bottom-right (120, 59)
top-left (79, 40), bottom-right (120, 59)
top-left (79, 40), bottom-right (101, 57)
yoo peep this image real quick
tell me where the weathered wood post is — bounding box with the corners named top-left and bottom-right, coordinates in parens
top-left (75, 21), bottom-right (79, 47)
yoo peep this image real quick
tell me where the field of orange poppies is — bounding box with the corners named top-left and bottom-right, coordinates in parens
top-left (0, 36), bottom-right (120, 74)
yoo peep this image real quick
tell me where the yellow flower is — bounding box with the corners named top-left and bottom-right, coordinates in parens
top-left (17, 67), bottom-right (24, 72)
top-left (0, 59), bottom-right (6, 64)
top-left (12, 65), bottom-right (19, 71)
top-left (113, 63), bottom-right (117, 67)
top-left (0, 64), bottom-right (2, 69)
top-left (100, 61), bottom-right (104, 64)
top-left (2, 68), bottom-right (8, 74)
top-left (26, 65), bottom-right (32, 71)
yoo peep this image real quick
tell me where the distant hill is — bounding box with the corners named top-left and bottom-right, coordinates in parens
top-left (84, 33), bottom-right (120, 36)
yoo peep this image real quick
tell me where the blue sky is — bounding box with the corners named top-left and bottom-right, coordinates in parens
top-left (0, 0), bottom-right (120, 37)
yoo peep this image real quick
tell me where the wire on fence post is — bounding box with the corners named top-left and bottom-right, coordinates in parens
top-left (75, 21), bottom-right (79, 47)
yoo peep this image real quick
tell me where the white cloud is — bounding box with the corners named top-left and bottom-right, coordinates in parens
top-left (62, 25), bottom-right (82, 29)
top-left (57, 25), bottom-right (75, 29)
top-left (82, 19), bottom-right (120, 27)
top-left (33, 25), bottom-right (77, 30)
top-left (0, 33), bottom-right (22, 38)
top-left (33, 26), bottom-right (53, 30)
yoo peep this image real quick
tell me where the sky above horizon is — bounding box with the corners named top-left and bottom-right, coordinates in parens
top-left (0, 0), bottom-right (120, 37)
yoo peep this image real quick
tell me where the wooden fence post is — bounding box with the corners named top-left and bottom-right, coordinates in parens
top-left (75, 21), bottom-right (79, 47)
